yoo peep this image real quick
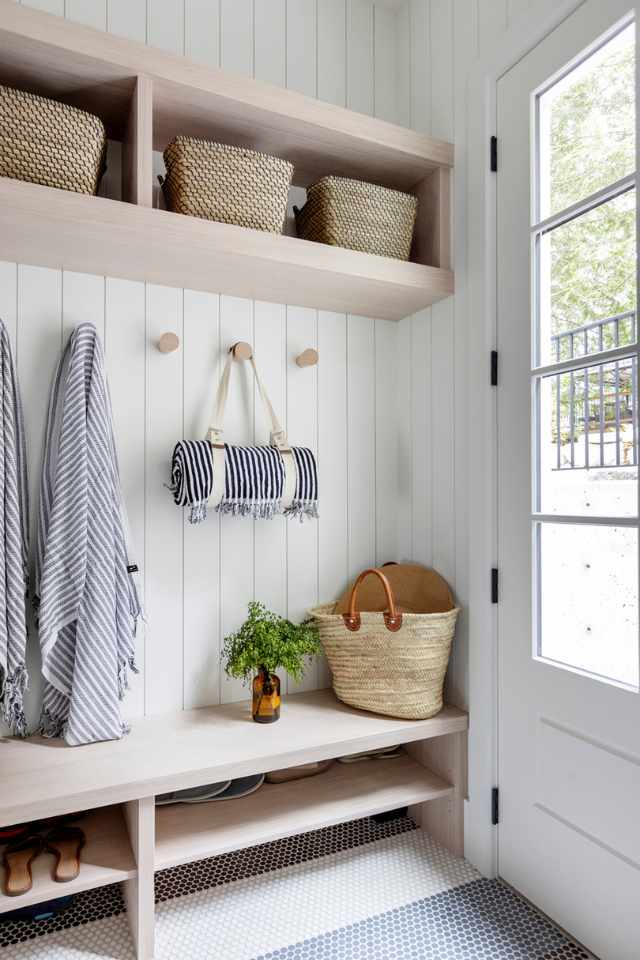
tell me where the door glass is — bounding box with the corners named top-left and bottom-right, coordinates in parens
top-left (538, 22), bottom-right (635, 219)
top-left (538, 522), bottom-right (639, 686)
top-left (533, 19), bottom-right (639, 687)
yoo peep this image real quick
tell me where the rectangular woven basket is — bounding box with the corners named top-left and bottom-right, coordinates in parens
top-left (160, 136), bottom-right (294, 233)
top-left (294, 176), bottom-right (418, 260)
top-left (0, 85), bottom-right (107, 195)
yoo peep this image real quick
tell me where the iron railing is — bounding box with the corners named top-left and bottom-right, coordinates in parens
top-left (551, 310), bottom-right (637, 470)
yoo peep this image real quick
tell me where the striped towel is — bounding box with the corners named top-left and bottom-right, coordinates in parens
top-left (0, 320), bottom-right (29, 737)
top-left (36, 324), bottom-right (142, 746)
top-left (170, 441), bottom-right (319, 524)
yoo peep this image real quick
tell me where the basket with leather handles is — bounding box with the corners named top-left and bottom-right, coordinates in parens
top-left (310, 565), bottom-right (458, 720)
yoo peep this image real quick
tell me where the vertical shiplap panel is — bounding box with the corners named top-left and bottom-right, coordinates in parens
top-left (410, 311), bottom-right (431, 565)
top-left (20, 0), bottom-right (64, 15)
top-left (477, 0), bottom-right (508, 55)
top-left (254, 0), bottom-right (286, 87)
top-left (396, 315), bottom-right (412, 561)
top-left (0, 262), bottom-right (18, 348)
top-left (410, 0), bottom-right (431, 134)
top-left (347, 315), bottom-right (375, 579)
top-left (65, 0), bottom-right (107, 29)
top-left (219, 296), bottom-right (254, 703)
top-left (17, 265), bottom-right (62, 732)
top-left (62, 272), bottom-right (105, 342)
top-left (430, 303), bottom-right (455, 585)
top-left (253, 301), bottom-right (287, 617)
top-left (318, 311), bottom-right (348, 685)
top-left (373, 4), bottom-right (397, 123)
top-left (430, 0), bottom-right (453, 141)
top-left (374, 317), bottom-right (397, 565)
top-left (318, 0), bottom-right (346, 106)
top-left (185, 0), bottom-right (221, 67)
top-left (286, 306), bottom-right (319, 693)
top-left (347, 0), bottom-right (374, 115)
top-left (145, 284), bottom-right (184, 713)
top-left (395, 1), bottom-right (411, 128)
top-left (182, 289), bottom-right (221, 709)
top-left (148, 0), bottom-right (185, 54)
top-left (220, 0), bottom-right (254, 76)
top-left (106, 278), bottom-right (146, 720)
top-left (107, 0), bottom-right (147, 42)
top-left (286, 0), bottom-right (317, 96)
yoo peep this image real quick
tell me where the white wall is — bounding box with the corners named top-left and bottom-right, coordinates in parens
top-left (0, 0), bottom-right (414, 735)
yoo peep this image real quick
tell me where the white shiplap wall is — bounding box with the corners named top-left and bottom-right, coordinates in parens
top-left (0, 0), bottom-right (415, 735)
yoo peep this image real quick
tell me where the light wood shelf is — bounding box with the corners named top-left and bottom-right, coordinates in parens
top-left (0, 806), bottom-right (135, 914)
top-left (0, 0), bottom-right (454, 320)
top-left (0, 689), bottom-right (467, 828)
top-left (155, 752), bottom-right (453, 870)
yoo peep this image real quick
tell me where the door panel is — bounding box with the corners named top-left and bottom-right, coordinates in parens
top-left (497, 2), bottom-right (640, 958)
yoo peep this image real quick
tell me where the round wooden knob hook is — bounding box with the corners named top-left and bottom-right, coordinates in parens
top-left (158, 332), bottom-right (180, 354)
top-left (295, 348), bottom-right (319, 368)
top-left (231, 341), bottom-right (253, 360)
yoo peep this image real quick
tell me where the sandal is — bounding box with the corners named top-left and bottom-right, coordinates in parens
top-left (44, 826), bottom-right (85, 883)
top-left (2, 835), bottom-right (44, 897)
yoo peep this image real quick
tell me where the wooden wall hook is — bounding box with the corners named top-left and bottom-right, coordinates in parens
top-left (296, 348), bottom-right (318, 368)
top-left (158, 332), bottom-right (180, 353)
top-left (231, 341), bottom-right (253, 360)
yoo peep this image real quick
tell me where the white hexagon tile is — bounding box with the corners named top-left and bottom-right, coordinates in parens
top-left (0, 815), bottom-right (593, 960)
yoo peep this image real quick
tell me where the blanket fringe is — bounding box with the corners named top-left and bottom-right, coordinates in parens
top-left (38, 708), bottom-right (65, 740)
top-left (285, 500), bottom-right (320, 523)
top-left (1, 663), bottom-right (29, 737)
top-left (216, 499), bottom-right (283, 520)
top-left (118, 654), bottom-right (139, 700)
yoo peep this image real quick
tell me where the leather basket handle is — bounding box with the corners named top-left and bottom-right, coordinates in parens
top-left (342, 568), bottom-right (403, 633)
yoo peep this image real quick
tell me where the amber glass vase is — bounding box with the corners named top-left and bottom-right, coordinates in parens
top-left (252, 668), bottom-right (281, 723)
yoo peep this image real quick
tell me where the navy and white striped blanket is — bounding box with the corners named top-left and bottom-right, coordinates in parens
top-left (36, 323), bottom-right (142, 746)
top-left (0, 319), bottom-right (29, 736)
top-left (170, 441), bottom-right (319, 524)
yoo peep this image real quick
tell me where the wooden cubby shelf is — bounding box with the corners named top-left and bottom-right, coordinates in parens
top-left (0, 0), bottom-right (454, 321)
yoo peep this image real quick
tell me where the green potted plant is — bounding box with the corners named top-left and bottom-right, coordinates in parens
top-left (222, 602), bottom-right (320, 723)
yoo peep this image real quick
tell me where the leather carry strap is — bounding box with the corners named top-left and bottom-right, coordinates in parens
top-left (206, 350), bottom-right (289, 451)
top-left (343, 568), bottom-right (403, 633)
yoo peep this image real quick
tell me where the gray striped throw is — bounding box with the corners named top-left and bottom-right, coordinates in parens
top-left (0, 320), bottom-right (29, 736)
top-left (36, 324), bottom-right (142, 746)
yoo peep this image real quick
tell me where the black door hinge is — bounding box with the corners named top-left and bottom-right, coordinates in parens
top-left (490, 136), bottom-right (498, 172)
top-left (490, 350), bottom-right (498, 386)
top-left (491, 787), bottom-right (500, 825)
top-left (491, 567), bottom-right (499, 604)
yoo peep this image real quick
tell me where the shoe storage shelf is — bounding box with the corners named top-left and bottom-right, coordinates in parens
top-left (0, 689), bottom-right (468, 960)
top-left (0, 1), bottom-right (453, 322)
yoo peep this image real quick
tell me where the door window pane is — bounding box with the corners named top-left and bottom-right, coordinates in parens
top-left (538, 359), bottom-right (638, 516)
top-left (538, 190), bottom-right (636, 365)
top-left (538, 522), bottom-right (638, 686)
top-left (538, 23), bottom-right (635, 219)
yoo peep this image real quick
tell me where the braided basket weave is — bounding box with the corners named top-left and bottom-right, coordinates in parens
top-left (310, 567), bottom-right (458, 721)
top-left (161, 137), bottom-right (293, 233)
top-left (294, 176), bottom-right (418, 260)
top-left (0, 85), bottom-right (106, 195)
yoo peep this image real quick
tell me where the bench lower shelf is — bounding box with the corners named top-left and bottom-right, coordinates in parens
top-left (154, 752), bottom-right (452, 870)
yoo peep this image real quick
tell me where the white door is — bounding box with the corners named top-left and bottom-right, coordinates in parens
top-left (497, 3), bottom-right (639, 958)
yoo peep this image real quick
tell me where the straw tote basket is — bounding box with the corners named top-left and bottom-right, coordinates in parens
top-left (310, 566), bottom-right (458, 721)
top-left (160, 136), bottom-right (293, 233)
top-left (294, 176), bottom-right (418, 260)
top-left (0, 85), bottom-right (107, 195)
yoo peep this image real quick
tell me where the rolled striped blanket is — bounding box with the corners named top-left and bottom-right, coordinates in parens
top-left (0, 319), bottom-right (29, 736)
top-left (171, 441), bottom-right (319, 524)
top-left (36, 323), bottom-right (142, 746)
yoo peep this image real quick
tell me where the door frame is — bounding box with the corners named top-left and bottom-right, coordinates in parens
top-left (460, 0), bottom-right (631, 878)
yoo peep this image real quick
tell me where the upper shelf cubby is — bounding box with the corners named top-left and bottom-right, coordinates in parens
top-left (0, 0), bottom-right (454, 321)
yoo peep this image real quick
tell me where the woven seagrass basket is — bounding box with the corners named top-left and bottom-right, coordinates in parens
top-left (294, 176), bottom-right (418, 260)
top-left (0, 85), bottom-right (107, 195)
top-left (310, 566), bottom-right (458, 721)
top-left (160, 136), bottom-right (294, 233)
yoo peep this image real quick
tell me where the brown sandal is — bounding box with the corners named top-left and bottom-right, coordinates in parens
top-left (2, 835), bottom-right (44, 897)
top-left (44, 826), bottom-right (85, 883)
